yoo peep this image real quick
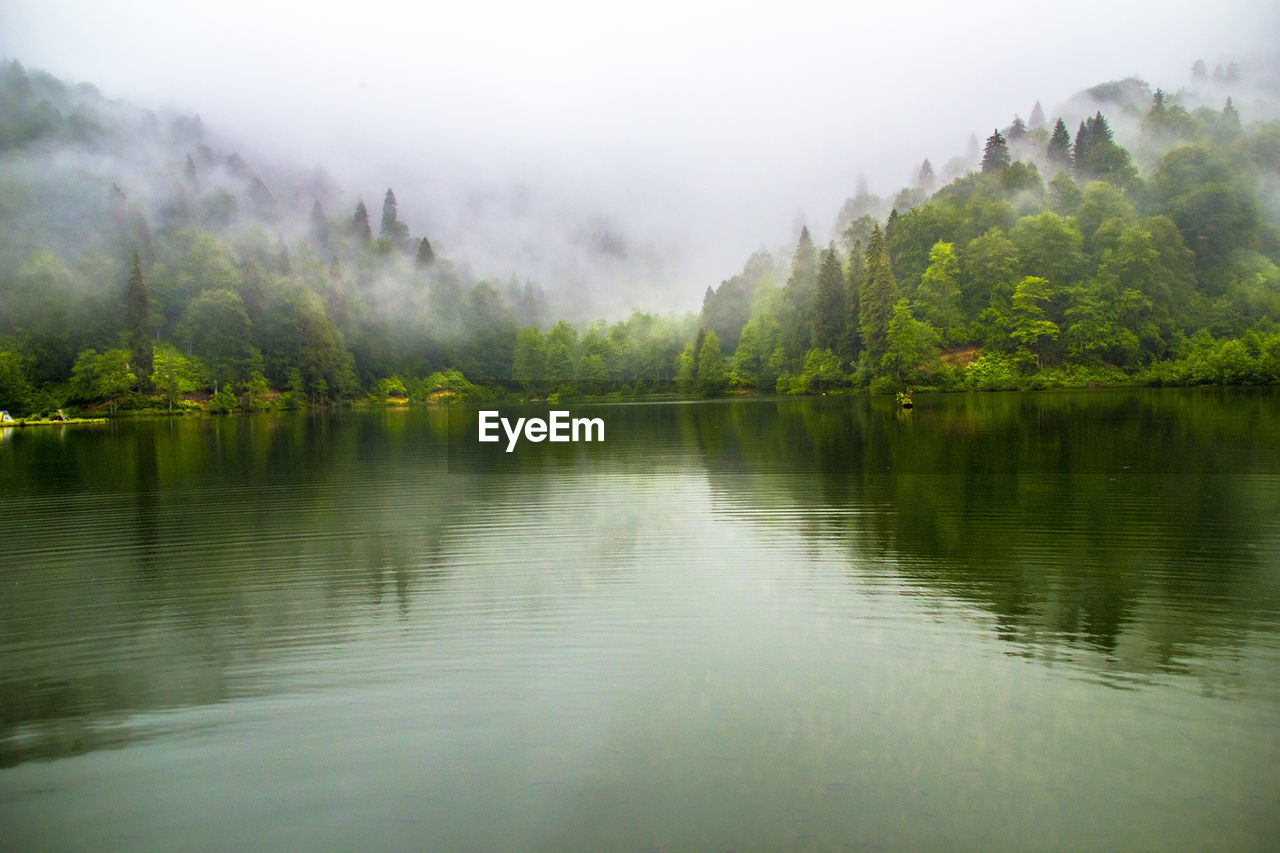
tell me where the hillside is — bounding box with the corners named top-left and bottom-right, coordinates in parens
top-left (1, 58), bottom-right (1279, 416)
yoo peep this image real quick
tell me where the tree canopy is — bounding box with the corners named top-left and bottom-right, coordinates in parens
top-left (1, 58), bottom-right (1278, 414)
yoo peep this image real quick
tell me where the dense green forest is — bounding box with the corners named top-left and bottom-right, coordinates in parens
top-left (1, 59), bottom-right (1279, 417)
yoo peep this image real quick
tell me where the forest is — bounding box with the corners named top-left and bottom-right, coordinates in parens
top-left (1, 58), bottom-right (1279, 417)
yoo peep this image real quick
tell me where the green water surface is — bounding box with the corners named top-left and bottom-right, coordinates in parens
top-left (2, 390), bottom-right (1278, 850)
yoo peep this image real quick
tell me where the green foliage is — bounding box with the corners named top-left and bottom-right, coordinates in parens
top-left (544, 320), bottom-right (578, 388)
top-left (1078, 141), bottom-right (1138, 188)
top-left (914, 241), bottom-right (963, 340)
top-left (150, 343), bottom-right (202, 412)
top-left (778, 227), bottom-right (818, 368)
top-left (70, 348), bottom-right (135, 414)
top-left (981, 130), bottom-right (1011, 173)
top-left (676, 340), bottom-right (698, 395)
top-left (1009, 277), bottom-right (1059, 368)
top-left (208, 384), bottom-right (238, 413)
top-left (380, 189), bottom-right (410, 246)
top-left (0, 347), bottom-right (35, 415)
top-left (1047, 119), bottom-right (1073, 169)
top-left (961, 228), bottom-right (1020, 314)
top-left (241, 370), bottom-right (272, 410)
top-left (457, 282), bottom-right (518, 382)
top-left (799, 348), bottom-right (847, 392)
top-left (148, 230), bottom-right (243, 333)
top-left (415, 237), bottom-right (435, 267)
top-left (963, 352), bottom-right (1023, 390)
top-left (409, 368), bottom-right (481, 401)
top-left (1011, 213), bottom-right (1084, 287)
top-left (696, 331), bottom-right (728, 396)
top-left (374, 375), bottom-right (408, 399)
top-left (512, 326), bottom-right (546, 390)
top-left (1142, 330), bottom-right (1280, 385)
top-left (731, 300), bottom-right (783, 389)
top-left (351, 200), bottom-right (372, 244)
top-left (882, 300), bottom-right (941, 381)
top-left (813, 246), bottom-right (846, 351)
top-left (1075, 182), bottom-right (1135, 252)
top-left (5, 60), bottom-right (1280, 411)
top-left (1155, 145), bottom-right (1260, 285)
top-left (125, 252), bottom-right (152, 386)
top-left (1072, 112), bottom-right (1133, 185)
top-left (1061, 281), bottom-right (1143, 366)
top-left (781, 349), bottom-right (849, 394)
top-left (860, 225), bottom-right (898, 364)
top-left (1047, 173), bottom-right (1082, 216)
top-left (577, 325), bottom-right (616, 394)
top-left (867, 374), bottom-right (902, 395)
top-left (699, 251), bottom-right (775, 353)
top-left (179, 288), bottom-right (254, 390)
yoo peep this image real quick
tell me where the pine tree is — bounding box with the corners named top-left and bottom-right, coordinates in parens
top-left (814, 245), bottom-right (846, 350)
top-left (780, 226), bottom-right (818, 363)
top-left (966, 133), bottom-right (980, 163)
top-left (1005, 115), bottom-right (1027, 143)
top-left (859, 225), bottom-right (898, 364)
top-left (275, 236), bottom-right (290, 275)
top-left (1028, 101), bottom-right (1047, 130)
top-left (125, 251), bottom-right (152, 388)
top-left (1073, 121), bottom-right (1091, 171)
top-left (1047, 119), bottom-right (1072, 169)
top-left (416, 236), bottom-right (435, 267)
top-left (917, 158), bottom-right (935, 194)
top-left (1191, 59), bottom-right (1207, 81)
top-left (1089, 111), bottom-right (1113, 145)
top-left (844, 240), bottom-right (865, 358)
top-left (351, 200), bottom-right (372, 245)
top-left (1221, 98), bottom-right (1241, 136)
top-left (380, 188), bottom-right (409, 243)
top-left (310, 200), bottom-right (329, 248)
top-left (183, 154), bottom-right (198, 190)
top-left (1074, 111), bottom-right (1131, 183)
top-left (381, 189), bottom-right (397, 236)
top-left (981, 129), bottom-right (1010, 173)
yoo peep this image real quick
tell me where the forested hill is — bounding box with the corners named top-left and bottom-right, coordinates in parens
top-left (2, 59), bottom-right (1279, 417)
top-left (696, 66), bottom-right (1280, 395)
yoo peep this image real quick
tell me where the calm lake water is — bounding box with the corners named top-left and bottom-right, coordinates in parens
top-left (2, 390), bottom-right (1279, 851)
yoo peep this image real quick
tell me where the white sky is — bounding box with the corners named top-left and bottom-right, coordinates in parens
top-left (2, 0), bottom-right (1277, 312)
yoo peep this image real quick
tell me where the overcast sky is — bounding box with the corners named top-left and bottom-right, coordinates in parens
top-left (3, 0), bottom-right (1277, 313)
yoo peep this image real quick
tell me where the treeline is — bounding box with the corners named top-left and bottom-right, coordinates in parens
top-left (2, 60), bottom-right (1279, 418)
top-left (693, 77), bottom-right (1280, 394)
top-left (0, 60), bottom-right (697, 415)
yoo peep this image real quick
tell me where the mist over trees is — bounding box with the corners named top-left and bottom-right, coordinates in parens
top-left (697, 61), bottom-right (1280, 394)
top-left (2, 56), bottom-right (1280, 416)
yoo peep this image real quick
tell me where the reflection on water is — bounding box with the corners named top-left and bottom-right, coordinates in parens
top-left (1, 391), bottom-right (1278, 850)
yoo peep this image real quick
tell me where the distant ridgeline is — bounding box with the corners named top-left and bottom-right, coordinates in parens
top-left (0, 58), bottom-right (1278, 417)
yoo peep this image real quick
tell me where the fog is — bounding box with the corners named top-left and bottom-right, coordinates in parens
top-left (3, 0), bottom-right (1277, 315)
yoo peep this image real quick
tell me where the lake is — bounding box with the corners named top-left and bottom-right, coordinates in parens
top-left (2, 390), bottom-right (1278, 851)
